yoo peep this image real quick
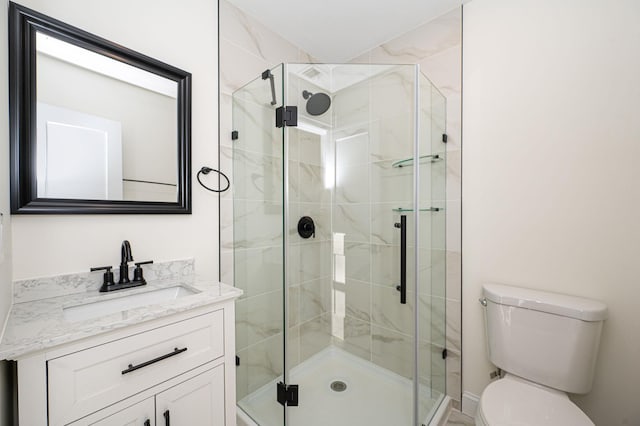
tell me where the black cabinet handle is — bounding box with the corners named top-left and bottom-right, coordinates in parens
top-left (394, 215), bottom-right (407, 304)
top-left (144, 420), bottom-right (150, 426)
top-left (121, 347), bottom-right (187, 375)
top-left (164, 410), bottom-right (170, 426)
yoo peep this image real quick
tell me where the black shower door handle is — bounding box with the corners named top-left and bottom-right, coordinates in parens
top-left (394, 215), bottom-right (407, 304)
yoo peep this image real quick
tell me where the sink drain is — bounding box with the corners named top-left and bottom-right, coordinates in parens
top-left (330, 380), bottom-right (347, 392)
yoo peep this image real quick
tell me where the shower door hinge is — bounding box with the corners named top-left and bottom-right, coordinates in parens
top-left (231, 130), bottom-right (238, 140)
top-left (276, 106), bottom-right (298, 128)
top-left (442, 133), bottom-right (448, 143)
top-left (277, 381), bottom-right (299, 406)
top-left (442, 348), bottom-right (448, 359)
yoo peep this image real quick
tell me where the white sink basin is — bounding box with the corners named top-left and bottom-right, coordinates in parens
top-left (64, 286), bottom-right (198, 322)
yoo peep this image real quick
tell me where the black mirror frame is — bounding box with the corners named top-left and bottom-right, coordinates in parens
top-left (8, 2), bottom-right (192, 214)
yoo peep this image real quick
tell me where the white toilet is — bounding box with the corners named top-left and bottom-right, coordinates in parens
top-left (476, 283), bottom-right (608, 426)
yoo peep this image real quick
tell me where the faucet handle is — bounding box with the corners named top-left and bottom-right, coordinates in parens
top-left (90, 265), bottom-right (113, 272)
top-left (132, 260), bottom-right (153, 284)
top-left (91, 265), bottom-right (115, 291)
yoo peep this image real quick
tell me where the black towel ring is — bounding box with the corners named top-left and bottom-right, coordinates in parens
top-left (197, 166), bottom-right (230, 193)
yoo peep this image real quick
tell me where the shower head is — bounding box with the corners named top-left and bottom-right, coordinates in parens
top-left (302, 90), bottom-right (331, 116)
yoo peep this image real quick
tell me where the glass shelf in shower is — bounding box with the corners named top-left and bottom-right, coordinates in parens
top-left (392, 207), bottom-right (443, 212)
top-left (391, 153), bottom-right (444, 168)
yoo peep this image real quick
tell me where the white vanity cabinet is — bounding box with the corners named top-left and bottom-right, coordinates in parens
top-left (71, 366), bottom-right (225, 426)
top-left (155, 366), bottom-right (225, 425)
top-left (76, 397), bottom-right (155, 426)
top-left (15, 301), bottom-right (237, 426)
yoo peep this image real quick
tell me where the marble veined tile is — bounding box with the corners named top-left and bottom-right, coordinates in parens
top-left (368, 8), bottom-right (461, 64)
top-left (220, 250), bottom-right (234, 286)
top-left (288, 241), bottom-right (331, 285)
top-left (333, 204), bottom-right (371, 243)
top-left (245, 333), bottom-right (284, 395)
top-left (419, 46), bottom-right (462, 99)
top-left (220, 92), bottom-right (234, 148)
top-left (370, 69), bottom-right (415, 119)
top-left (233, 245), bottom-right (283, 298)
top-left (372, 326), bottom-right (434, 380)
top-left (446, 250), bottom-right (461, 301)
top-left (344, 242), bottom-right (371, 282)
top-left (332, 82), bottom-right (369, 128)
top-left (299, 314), bottom-right (331, 363)
top-left (335, 162), bottom-right (370, 204)
top-left (369, 116), bottom-right (414, 162)
top-left (370, 160), bottom-right (414, 204)
top-left (220, 0), bottom-right (299, 66)
top-left (445, 299), bottom-right (462, 354)
top-left (343, 279), bottom-right (371, 322)
top-left (219, 38), bottom-right (269, 95)
top-left (371, 285), bottom-right (415, 334)
top-left (300, 278), bottom-right (331, 323)
top-left (331, 315), bottom-right (371, 361)
top-left (232, 96), bottom-right (282, 158)
top-left (233, 149), bottom-right (283, 202)
top-left (298, 163), bottom-right (330, 204)
top-left (236, 346), bottom-right (249, 400)
top-left (236, 290), bottom-right (283, 350)
top-left (445, 349), bottom-right (462, 404)
top-left (335, 129), bottom-right (370, 166)
top-left (232, 200), bottom-right (284, 249)
top-left (219, 147), bottom-right (234, 201)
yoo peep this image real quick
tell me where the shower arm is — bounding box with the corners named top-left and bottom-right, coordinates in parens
top-left (262, 69), bottom-right (277, 106)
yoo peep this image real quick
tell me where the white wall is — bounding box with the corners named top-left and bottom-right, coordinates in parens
top-left (1, 0), bottom-right (14, 423)
top-left (463, 0), bottom-right (640, 424)
top-left (9, 0), bottom-right (219, 280)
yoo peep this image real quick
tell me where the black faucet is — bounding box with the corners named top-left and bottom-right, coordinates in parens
top-left (118, 240), bottom-right (134, 284)
top-left (91, 240), bottom-right (152, 292)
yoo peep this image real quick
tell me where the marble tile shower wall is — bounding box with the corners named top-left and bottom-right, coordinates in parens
top-left (350, 8), bottom-right (463, 406)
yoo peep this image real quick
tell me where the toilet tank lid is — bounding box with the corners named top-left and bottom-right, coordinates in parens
top-left (483, 283), bottom-right (608, 321)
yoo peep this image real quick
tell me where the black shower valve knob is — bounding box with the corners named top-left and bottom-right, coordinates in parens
top-left (297, 216), bottom-right (315, 239)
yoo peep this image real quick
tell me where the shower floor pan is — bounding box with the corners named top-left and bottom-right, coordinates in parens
top-left (238, 346), bottom-right (444, 426)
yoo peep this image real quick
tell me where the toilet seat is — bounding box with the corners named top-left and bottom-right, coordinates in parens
top-left (477, 375), bottom-right (594, 426)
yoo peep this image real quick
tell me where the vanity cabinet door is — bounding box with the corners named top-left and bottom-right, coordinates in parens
top-left (155, 365), bottom-right (225, 426)
top-left (69, 397), bottom-right (155, 426)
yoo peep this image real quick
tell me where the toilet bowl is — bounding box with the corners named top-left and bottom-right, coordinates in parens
top-left (477, 283), bottom-right (607, 426)
top-left (475, 374), bottom-right (593, 426)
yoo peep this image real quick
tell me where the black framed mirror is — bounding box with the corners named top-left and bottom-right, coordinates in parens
top-left (9, 2), bottom-right (192, 214)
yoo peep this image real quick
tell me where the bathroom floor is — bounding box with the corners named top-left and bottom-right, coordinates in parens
top-left (446, 410), bottom-right (475, 426)
top-left (239, 347), bottom-right (443, 426)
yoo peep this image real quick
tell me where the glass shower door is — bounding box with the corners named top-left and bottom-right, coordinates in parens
top-left (232, 64), bottom-right (286, 426)
top-left (283, 63), bottom-right (420, 426)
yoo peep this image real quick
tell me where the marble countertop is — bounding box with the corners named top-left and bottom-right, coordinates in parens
top-left (0, 276), bottom-right (242, 360)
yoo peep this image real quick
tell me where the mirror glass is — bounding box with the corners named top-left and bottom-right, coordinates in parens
top-left (35, 32), bottom-right (178, 202)
top-left (10, 2), bottom-right (191, 214)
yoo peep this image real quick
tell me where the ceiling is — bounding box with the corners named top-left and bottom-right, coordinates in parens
top-left (225, 0), bottom-right (464, 63)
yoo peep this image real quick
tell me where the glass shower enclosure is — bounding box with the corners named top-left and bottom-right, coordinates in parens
top-left (232, 63), bottom-right (446, 426)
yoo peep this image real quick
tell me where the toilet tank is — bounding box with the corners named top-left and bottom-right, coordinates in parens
top-left (483, 283), bottom-right (607, 394)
